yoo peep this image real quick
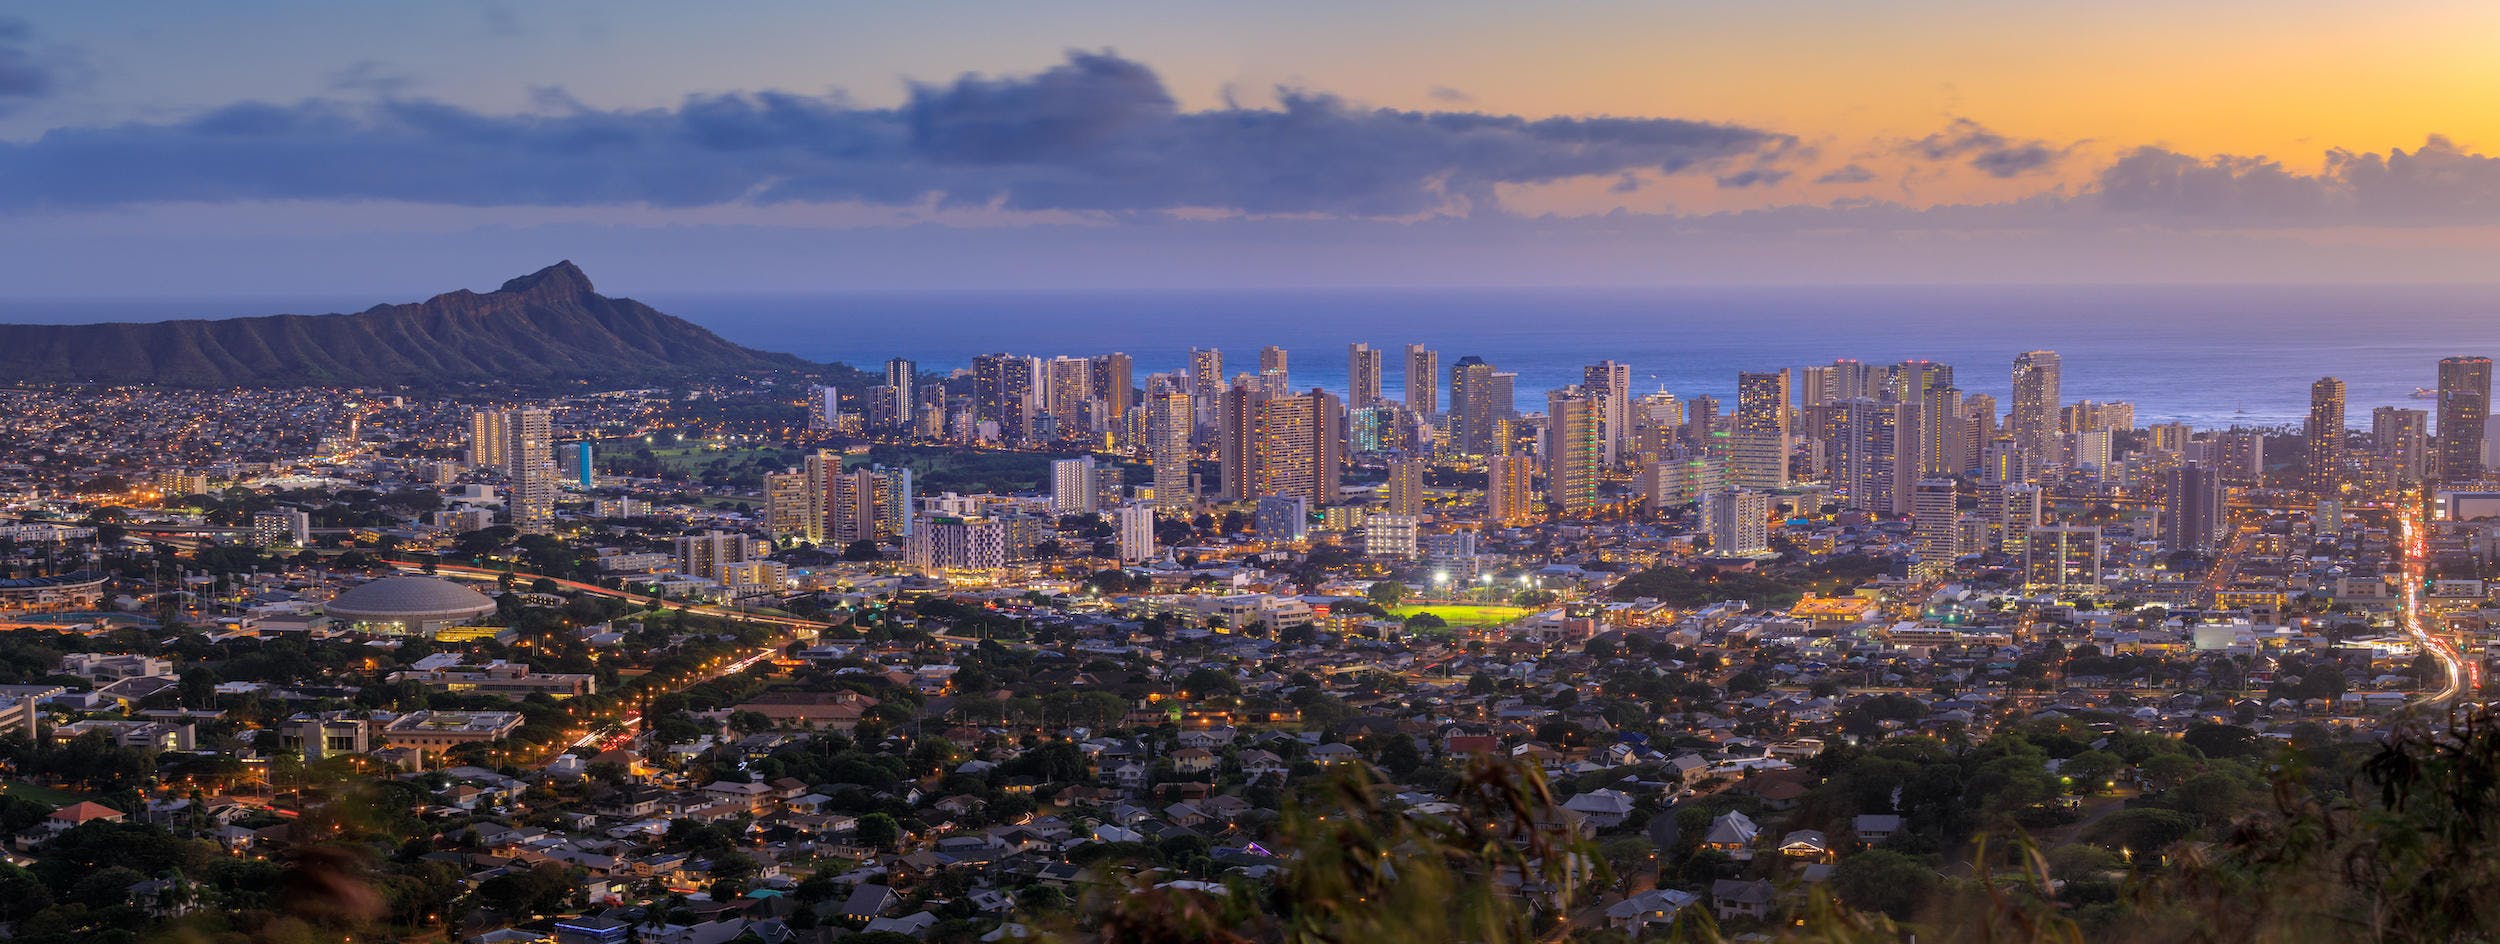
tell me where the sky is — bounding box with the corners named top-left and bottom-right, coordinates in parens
top-left (8, 1), bottom-right (2500, 295)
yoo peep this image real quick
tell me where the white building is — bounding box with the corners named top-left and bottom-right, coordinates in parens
top-left (1364, 514), bottom-right (1420, 560)
top-left (252, 508), bottom-right (313, 547)
top-left (1114, 502), bottom-right (1156, 563)
top-left (1050, 456), bottom-right (1099, 514)
top-left (674, 530), bottom-right (758, 581)
top-left (1703, 488), bottom-right (1772, 558)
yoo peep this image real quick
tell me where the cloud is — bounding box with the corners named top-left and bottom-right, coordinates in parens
top-left (0, 18), bottom-right (62, 112)
top-left (326, 60), bottom-right (418, 97)
top-left (2095, 136), bottom-right (2500, 225)
top-left (1904, 118), bottom-right (2069, 178)
top-left (1427, 86), bottom-right (1474, 104)
top-left (0, 50), bottom-right (1798, 217)
top-left (1814, 163), bottom-right (1876, 184)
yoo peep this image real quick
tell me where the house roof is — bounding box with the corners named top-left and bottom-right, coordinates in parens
top-left (50, 801), bottom-right (124, 824)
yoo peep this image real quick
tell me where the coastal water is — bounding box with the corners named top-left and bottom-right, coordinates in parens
top-left (643, 284), bottom-right (2500, 428)
top-left (2, 284), bottom-right (2494, 428)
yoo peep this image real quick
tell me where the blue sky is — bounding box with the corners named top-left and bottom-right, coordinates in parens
top-left (8, 2), bottom-right (2500, 295)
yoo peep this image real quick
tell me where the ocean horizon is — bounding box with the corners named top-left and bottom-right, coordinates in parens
top-left (3, 283), bottom-right (2494, 428)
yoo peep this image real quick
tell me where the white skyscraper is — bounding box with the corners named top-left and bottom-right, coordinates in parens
top-left (1114, 502), bottom-right (1156, 562)
top-left (1703, 488), bottom-right (1772, 558)
top-left (504, 408), bottom-right (556, 534)
top-left (810, 386), bottom-right (842, 431)
top-left (1911, 478), bottom-right (1960, 576)
top-left (1050, 456), bottom-right (1099, 514)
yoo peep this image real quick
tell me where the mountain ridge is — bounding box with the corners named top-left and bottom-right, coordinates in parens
top-left (0, 261), bottom-right (815, 387)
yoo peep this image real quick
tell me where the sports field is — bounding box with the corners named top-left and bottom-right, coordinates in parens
top-left (1390, 604), bottom-right (1533, 626)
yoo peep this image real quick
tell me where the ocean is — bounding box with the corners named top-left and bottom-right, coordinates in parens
top-left (2, 284), bottom-right (2494, 428)
top-left (639, 284), bottom-right (2500, 428)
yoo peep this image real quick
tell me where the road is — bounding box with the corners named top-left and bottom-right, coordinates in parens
top-left (385, 558), bottom-right (841, 633)
top-left (565, 645), bottom-right (781, 755)
top-left (378, 559), bottom-right (820, 764)
top-left (2396, 498), bottom-right (2473, 707)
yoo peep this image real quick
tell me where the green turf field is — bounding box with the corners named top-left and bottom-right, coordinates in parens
top-left (1390, 603), bottom-right (1534, 626)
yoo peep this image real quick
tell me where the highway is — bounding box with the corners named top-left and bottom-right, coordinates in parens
top-left (2397, 497), bottom-right (2473, 707)
top-left (565, 644), bottom-right (781, 755)
top-left (383, 558), bottom-right (841, 633)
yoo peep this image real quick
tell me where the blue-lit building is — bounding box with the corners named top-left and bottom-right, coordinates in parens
top-left (560, 442), bottom-right (595, 487)
top-left (553, 915), bottom-right (630, 944)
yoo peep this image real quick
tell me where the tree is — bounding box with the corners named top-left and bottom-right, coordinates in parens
top-left (856, 812), bottom-right (902, 851)
top-left (2182, 722), bottom-right (2264, 760)
top-left (2061, 750), bottom-right (2123, 792)
top-left (1366, 580), bottom-right (1408, 607)
top-left (2085, 808), bottom-right (2196, 855)
top-left (1832, 849), bottom-right (1937, 920)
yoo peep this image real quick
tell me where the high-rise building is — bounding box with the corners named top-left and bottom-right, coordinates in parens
top-left (1363, 514), bottom-right (1420, 559)
top-left (1404, 344), bottom-right (1440, 417)
top-left (884, 358), bottom-right (917, 415)
top-left (1997, 484), bottom-right (2045, 554)
top-left (559, 442), bottom-right (594, 487)
top-left (1702, 488), bottom-right (1771, 557)
top-left (1114, 502), bottom-right (1156, 562)
top-left (822, 467), bottom-right (890, 545)
top-left (810, 385), bottom-right (842, 431)
top-left (1042, 357), bottom-right (1095, 436)
top-left (1216, 380), bottom-right (1264, 501)
top-left (2374, 406), bottom-right (2430, 486)
top-left (1449, 356), bottom-right (1500, 455)
top-left (1092, 353), bottom-right (1132, 434)
top-left (1911, 478), bottom-right (1960, 574)
top-left (799, 450), bottom-right (839, 546)
top-left (907, 516), bottom-right (1006, 571)
top-left (1835, 399), bottom-right (1915, 515)
top-left (2438, 356), bottom-right (2493, 481)
top-left (1736, 370), bottom-right (1791, 436)
top-left (1347, 343), bottom-right (1384, 409)
top-left (1725, 429), bottom-right (1791, 488)
top-left (1147, 389), bottom-right (1193, 513)
top-left (1254, 495), bottom-right (1310, 543)
top-left (2218, 429), bottom-right (2267, 487)
top-left (1584, 361), bottom-right (1631, 465)
top-left (1484, 452), bottom-right (1536, 527)
top-left (973, 353), bottom-right (1041, 443)
top-left (2024, 526), bottom-right (2103, 592)
top-left (252, 507), bottom-right (313, 548)
top-left (1258, 345), bottom-right (1289, 393)
top-left (1051, 456), bottom-right (1099, 514)
top-left (2146, 421), bottom-right (2192, 455)
top-left (764, 471), bottom-right (812, 541)
top-left (866, 385), bottom-right (905, 430)
top-left (2067, 428), bottom-right (2113, 472)
top-left (1545, 387), bottom-right (1603, 518)
top-left (2010, 350), bottom-right (2062, 462)
top-left (1254, 389), bottom-right (1343, 505)
top-left (1634, 391), bottom-right (1684, 458)
top-left (1189, 348), bottom-right (1225, 428)
top-left (2164, 461), bottom-right (2227, 553)
top-left (1685, 394), bottom-right (1722, 445)
top-left (467, 409), bottom-right (509, 469)
top-left (675, 530), bottom-right (755, 581)
top-left (1385, 456), bottom-right (1427, 518)
top-left (2306, 376), bottom-right (2347, 496)
top-left (1890, 360), bottom-right (1953, 404)
top-left (1917, 385), bottom-right (1967, 476)
top-left (503, 408), bottom-right (556, 534)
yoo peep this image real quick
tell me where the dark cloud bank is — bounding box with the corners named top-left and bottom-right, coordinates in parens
top-left (0, 51), bottom-right (1797, 216)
